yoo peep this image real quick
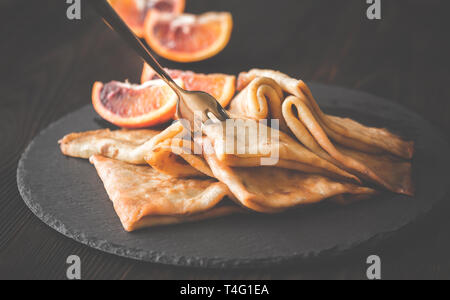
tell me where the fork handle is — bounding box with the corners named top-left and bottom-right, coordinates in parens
top-left (89, 0), bottom-right (182, 95)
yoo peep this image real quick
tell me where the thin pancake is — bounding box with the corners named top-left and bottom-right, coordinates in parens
top-left (228, 77), bottom-right (289, 132)
top-left (143, 122), bottom-right (212, 178)
top-left (143, 124), bottom-right (375, 212)
top-left (59, 129), bottom-right (160, 164)
top-left (202, 120), bottom-right (360, 183)
top-left (90, 155), bottom-right (241, 232)
top-left (337, 146), bottom-right (414, 196)
top-left (202, 140), bottom-right (376, 213)
top-left (237, 69), bottom-right (414, 159)
top-left (59, 125), bottom-right (209, 178)
top-left (236, 71), bottom-right (414, 195)
top-left (58, 124), bottom-right (210, 178)
top-left (282, 95), bottom-right (413, 194)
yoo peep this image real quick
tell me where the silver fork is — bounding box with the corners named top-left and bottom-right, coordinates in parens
top-left (89, 0), bottom-right (230, 130)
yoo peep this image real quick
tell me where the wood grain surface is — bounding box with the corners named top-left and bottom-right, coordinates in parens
top-left (1, 0), bottom-right (450, 279)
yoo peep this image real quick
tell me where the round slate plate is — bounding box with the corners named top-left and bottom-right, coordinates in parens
top-left (17, 83), bottom-right (450, 268)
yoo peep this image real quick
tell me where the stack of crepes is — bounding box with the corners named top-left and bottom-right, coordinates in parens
top-left (59, 69), bottom-right (414, 232)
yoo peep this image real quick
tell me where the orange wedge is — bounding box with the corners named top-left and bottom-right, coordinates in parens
top-left (108, 0), bottom-right (185, 37)
top-left (92, 80), bottom-right (182, 128)
top-left (141, 66), bottom-right (236, 107)
top-left (144, 11), bottom-right (233, 63)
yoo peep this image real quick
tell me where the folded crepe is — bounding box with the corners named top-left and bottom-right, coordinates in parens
top-left (137, 120), bottom-right (359, 183)
top-left (141, 120), bottom-right (359, 185)
top-left (143, 122), bottom-right (214, 178)
top-left (59, 129), bottom-right (160, 164)
top-left (237, 69), bottom-right (414, 159)
top-left (59, 124), bottom-right (213, 178)
top-left (235, 69), bottom-right (414, 195)
top-left (228, 77), bottom-right (289, 132)
top-left (89, 155), bottom-right (241, 231)
top-left (60, 130), bottom-right (242, 231)
top-left (143, 122), bottom-right (376, 213)
top-left (201, 120), bottom-right (359, 183)
top-left (200, 138), bottom-right (376, 213)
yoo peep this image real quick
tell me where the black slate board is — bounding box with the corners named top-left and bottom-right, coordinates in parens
top-left (17, 83), bottom-right (450, 268)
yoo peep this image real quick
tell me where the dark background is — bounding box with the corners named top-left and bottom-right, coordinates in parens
top-left (1, 0), bottom-right (450, 279)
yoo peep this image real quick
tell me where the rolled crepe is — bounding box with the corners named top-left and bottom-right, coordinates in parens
top-left (228, 77), bottom-right (289, 132)
top-left (235, 70), bottom-right (414, 195)
top-left (282, 96), bottom-right (413, 194)
top-left (237, 69), bottom-right (414, 159)
top-left (90, 155), bottom-right (241, 231)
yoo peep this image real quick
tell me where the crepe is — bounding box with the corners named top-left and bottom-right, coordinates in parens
top-left (228, 77), bottom-right (289, 132)
top-left (143, 122), bottom-right (214, 178)
top-left (281, 95), bottom-right (414, 194)
top-left (237, 69), bottom-right (414, 159)
top-left (89, 155), bottom-right (241, 231)
top-left (235, 69), bottom-right (414, 195)
top-left (142, 120), bottom-right (359, 184)
top-left (143, 129), bottom-right (376, 213)
top-left (201, 120), bottom-right (359, 183)
top-left (139, 121), bottom-right (375, 213)
top-left (59, 129), bottom-right (160, 164)
top-left (201, 139), bottom-right (376, 213)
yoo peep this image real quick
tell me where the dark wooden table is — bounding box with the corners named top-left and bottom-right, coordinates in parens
top-left (1, 0), bottom-right (449, 280)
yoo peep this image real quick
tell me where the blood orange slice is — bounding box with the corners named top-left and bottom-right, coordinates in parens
top-left (141, 65), bottom-right (236, 107)
top-left (144, 11), bottom-right (233, 62)
top-left (108, 0), bottom-right (185, 37)
top-left (92, 80), bottom-right (183, 128)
